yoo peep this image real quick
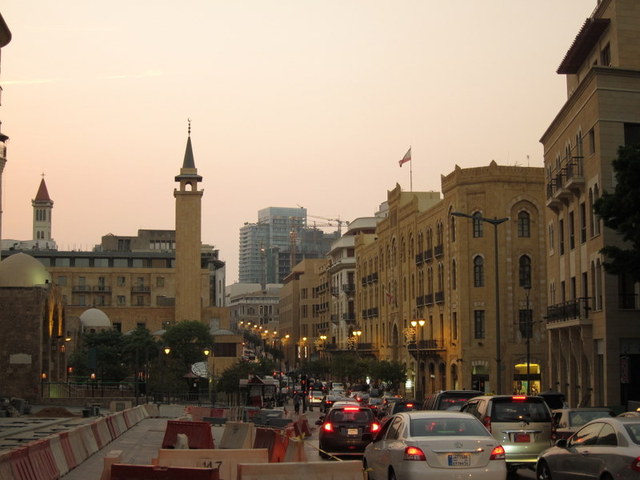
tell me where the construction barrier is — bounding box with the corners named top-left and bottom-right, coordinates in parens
top-left (282, 436), bottom-right (306, 462)
top-left (155, 448), bottom-right (268, 480)
top-left (110, 464), bottom-right (220, 480)
top-left (58, 432), bottom-right (78, 471)
top-left (252, 428), bottom-right (288, 463)
top-left (108, 400), bottom-right (132, 413)
top-left (162, 420), bottom-right (215, 449)
top-left (237, 460), bottom-right (363, 480)
top-left (113, 412), bottom-right (128, 436)
top-left (47, 436), bottom-right (69, 477)
top-left (8, 447), bottom-right (37, 480)
top-left (0, 450), bottom-right (15, 480)
top-left (25, 439), bottom-right (59, 480)
top-left (78, 424), bottom-right (99, 457)
top-left (92, 417), bottom-right (113, 449)
top-left (219, 422), bottom-right (255, 449)
top-left (293, 416), bottom-right (311, 438)
top-left (99, 450), bottom-right (122, 480)
top-left (143, 403), bottom-right (160, 418)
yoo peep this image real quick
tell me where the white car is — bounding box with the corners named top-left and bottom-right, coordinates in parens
top-left (363, 411), bottom-right (507, 480)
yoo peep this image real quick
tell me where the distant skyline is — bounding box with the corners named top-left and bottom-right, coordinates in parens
top-left (1, 1), bottom-right (596, 283)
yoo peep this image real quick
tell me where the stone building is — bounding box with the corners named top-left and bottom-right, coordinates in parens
top-left (0, 253), bottom-right (67, 401)
top-left (541, 0), bottom-right (640, 407)
top-left (355, 162), bottom-right (546, 399)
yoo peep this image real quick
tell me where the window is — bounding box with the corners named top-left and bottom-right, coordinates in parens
top-left (579, 202), bottom-right (587, 243)
top-left (117, 276), bottom-right (126, 286)
top-left (451, 259), bottom-right (457, 290)
top-left (517, 211), bottom-right (530, 238)
top-left (559, 219), bottom-right (565, 255)
top-left (56, 276), bottom-right (67, 286)
top-left (588, 128), bottom-right (595, 154)
top-left (156, 277), bottom-right (165, 287)
top-left (548, 223), bottom-right (554, 253)
top-left (452, 312), bottom-right (458, 340)
top-left (519, 256), bottom-right (532, 287)
top-left (472, 212), bottom-right (483, 238)
top-left (117, 296), bottom-right (126, 306)
top-left (78, 295), bottom-right (86, 306)
top-left (136, 296), bottom-right (144, 306)
top-left (624, 122), bottom-right (640, 147)
top-left (519, 309), bottom-right (533, 338)
top-left (600, 43), bottom-right (610, 67)
top-left (113, 322), bottom-right (122, 332)
top-left (473, 256), bottom-right (484, 287)
top-left (569, 211), bottom-right (575, 250)
top-left (474, 310), bottom-right (485, 339)
top-left (136, 322), bottom-right (146, 329)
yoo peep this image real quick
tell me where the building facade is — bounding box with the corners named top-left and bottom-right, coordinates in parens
top-left (541, 0), bottom-right (640, 407)
top-left (356, 163), bottom-right (546, 400)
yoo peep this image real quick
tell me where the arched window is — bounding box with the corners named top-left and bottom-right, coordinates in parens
top-left (473, 256), bottom-right (484, 287)
top-left (517, 211), bottom-right (531, 238)
top-left (593, 184), bottom-right (601, 235)
top-left (519, 255), bottom-right (532, 287)
top-left (450, 214), bottom-right (456, 242)
top-left (451, 259), bottom-right (457, 290)
top-left (472, 212), bottom-right (483, 238)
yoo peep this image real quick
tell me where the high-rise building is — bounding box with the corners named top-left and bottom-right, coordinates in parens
top-left (238, 206), bottom-right (339, 284)
top-left (0, 13), bottom-right (10, 257)
top-left (541, 0), bottom-right (640, 407)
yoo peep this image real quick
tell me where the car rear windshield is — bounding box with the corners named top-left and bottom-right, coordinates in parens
top-left (569, 410), bottom-right (612, 427)
top-left (492, 398), bottom-right (551, 422)
top-left (410, 417), bottom-right (490, 437)
top-left (438, 394), bottom-right (481, 410)
top-left (328, 408), bottom-right (374, 424)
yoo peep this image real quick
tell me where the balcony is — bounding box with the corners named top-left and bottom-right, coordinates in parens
top-left (331, 287), bottom-right (339, 297)
top-left (564, 156), bottom-right (584, 190)
top-left (72, 285), bottom-right (93, 293)
top-left (416, 295), bottom-right (425, 307)
top-left (343, 312), bottom-right (356, 323)
top-left (330, 314), bottom-right (339, 325)
top-left (131, 285), bottom-right (151, 293)
top-left (435, 291), bottom-right (444, 304)
top-left (407, 339), bottom-right (445, 359)
top-left (434, 244), bottom-right (444, 258)
top-left (342, 283), bottom-right (356, 296)
top-left (424, 249), bottom-right (433, 262)
top-left (424, 293), bottom-right (434, 306)
top-left (94, 285), bottom-right (112, 293)
top-left (415, 252), bottom-right (424, 266)
top-left (546, 298), bottom-right (591, 329)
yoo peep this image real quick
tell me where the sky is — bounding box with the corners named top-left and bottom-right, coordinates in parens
top-left (0, 1), bottom-right (596, 284)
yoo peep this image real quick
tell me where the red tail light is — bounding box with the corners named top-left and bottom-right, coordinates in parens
top-left (371, 422), bottom-right (380, 432)
top-left (406, 403), bottom-right (414, 408)
top-left (490, 445), bottom-right (506, 460)
top-left (631, 456), bottom-right (640, 472)
top-left (483, 416), bottom-right (492, 433)
top-left (512, 396), bottom-right (527, 401)
top-left (404, 446), bottom-right (426, 461)
top-left (344, 406), bottom-right (360, 411)
top-left (323, 422), bottom-right (334, 433)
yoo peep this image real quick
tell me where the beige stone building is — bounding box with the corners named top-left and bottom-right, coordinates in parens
top-left (356, 162), bottom-right (546, 399)
top-left (541, 0), bottom-right (640, 407)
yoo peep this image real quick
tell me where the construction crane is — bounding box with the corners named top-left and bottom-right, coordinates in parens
top-left (307, 214), bottom-right (349, 235)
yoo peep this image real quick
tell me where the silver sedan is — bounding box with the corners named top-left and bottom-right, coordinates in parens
top-left (363, 411), bottom-right (507, 480)
top-left (536, 416), bottom-right (640, 479)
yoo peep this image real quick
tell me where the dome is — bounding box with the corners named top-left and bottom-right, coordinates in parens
top-left (79, 308), bottom-right (111, 328)
top-left (0, 252), bottom-right (51, 287)
top-left (211, 328), bottom-right (234, 336)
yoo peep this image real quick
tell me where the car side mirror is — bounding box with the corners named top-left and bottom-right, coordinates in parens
top-left (555, 439), bottom-right (568, 448)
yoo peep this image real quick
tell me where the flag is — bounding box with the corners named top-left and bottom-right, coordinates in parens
top-left (399, 147), bottom-right (411, 167)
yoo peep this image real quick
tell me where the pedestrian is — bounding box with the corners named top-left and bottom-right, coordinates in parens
top-left (294, 393), bottom-right (301, 415)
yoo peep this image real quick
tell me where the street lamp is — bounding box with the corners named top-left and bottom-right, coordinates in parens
top-left (410, 319), bottom-right (426, 401)
top-left (523, 284), bottom-right (532, 395)
top-left (353, 329), bottom-right (362, 354)
top-left (451, 211), bottom-right (509, 395)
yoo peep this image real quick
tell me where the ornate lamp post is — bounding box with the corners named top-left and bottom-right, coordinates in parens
top-left (451, 211), bottom-right (509, 394)
top-left (410, 319), bottom-right (426, 401)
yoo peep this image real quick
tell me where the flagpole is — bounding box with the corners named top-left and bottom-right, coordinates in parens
top-left (409, 149), bottom-right (413, 192)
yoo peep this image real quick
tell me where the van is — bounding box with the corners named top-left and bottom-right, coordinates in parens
top-left (422, 390), bottom-right (484, 411)
top-left (460, 395), bottom-right (553, 473)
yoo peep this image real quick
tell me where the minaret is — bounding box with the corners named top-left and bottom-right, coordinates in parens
top-left (174, 122), bottom-right (203, 323)
top-left (32, 176), bottom-right (54, 247)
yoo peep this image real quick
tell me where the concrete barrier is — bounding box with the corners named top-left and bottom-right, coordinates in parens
top-left (283, 436), bottom-right (306, 462)
top-left (252, 428), bottom-right (289, 463)
top-left (162, 420), bottom-right (215, 449)
top-left (46, 435), bottom-right (69, 477)
top-left (58, 432), bottom-right (78, 471)
top-left (8, 446), bottom-right (37, 480)
top-left (156, 448), bottom-right (268, 480)
top-left (142, 403), bottom-right (160, 418)
top-left (110, 464), bottom-right (220, 480)
top-left (67, 428), bottom-right (90, 465)
top-left (113, 412), bottom-right (128, 436)
top-left (219, 422), bottom-right (255, 449)
top-left (237, 460), bottom-right (363, 480)
top-left (92, 417), bottom-right (113, 448)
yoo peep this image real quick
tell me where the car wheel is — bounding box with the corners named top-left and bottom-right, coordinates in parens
top-left (362, 459), bottom-right (370, 480)
top-left (388, 467), bottom-right (397, 480)
top-left (536, 461), bottom-right (552, 480)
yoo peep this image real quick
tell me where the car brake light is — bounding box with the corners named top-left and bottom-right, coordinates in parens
top-left (483, 416), bottom-right (491, 433)
top-left (512, 396), bottom-right (527, 401)
top-left (344, 407), bottom-right (360, 411)
top-left (323, 422), bottom-right (334, 433)
top-left (371, 422), bottom-right (380, 432)
top-left (632, 456), bottom-right (640, 472)
top-left (490, 445), bottom-right (506, 460)
top-left (406, 403), bottom-right (414, 408)
top-left (404, 446), bottom-right (426, 461)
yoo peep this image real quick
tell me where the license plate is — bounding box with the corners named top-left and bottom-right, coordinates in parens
top-left (347, 428), bottom-right (359, 436)
top-left (448, 454), bottom-right (470, 466)
top-left (514, 433), bottom-right (530, 442)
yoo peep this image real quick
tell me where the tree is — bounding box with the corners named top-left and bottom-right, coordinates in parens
top-left (369, 360), bottom-right (407, 391)
top-left (68, 329), bottom-right (128, 381)
top-left (162, 321), bottom-right (214, 370)
top-left (594, 144), bottom-right (640, 282)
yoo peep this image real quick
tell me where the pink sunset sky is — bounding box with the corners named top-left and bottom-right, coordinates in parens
top-left (1, 1), bottom-right (595, 283)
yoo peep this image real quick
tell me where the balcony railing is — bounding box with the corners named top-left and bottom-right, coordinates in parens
top-left (72, 285), bottom-right (93, 293)
top-left (342, 283), bottom-right (356, 295)
top-left (407, 339), bottom-right (445, 358)
top-left (435, 291), bottom-right (444, 303)
top-left (415, 252), bottom-right (424, 266)
top-left (131, 285), bottom-right (151, 293)
top-left (546, 298), bottom-right (590, 323)
top-left (434, 244), bottom-right (444, 257)
top-left (424, 249), bottom-right (433, 262)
